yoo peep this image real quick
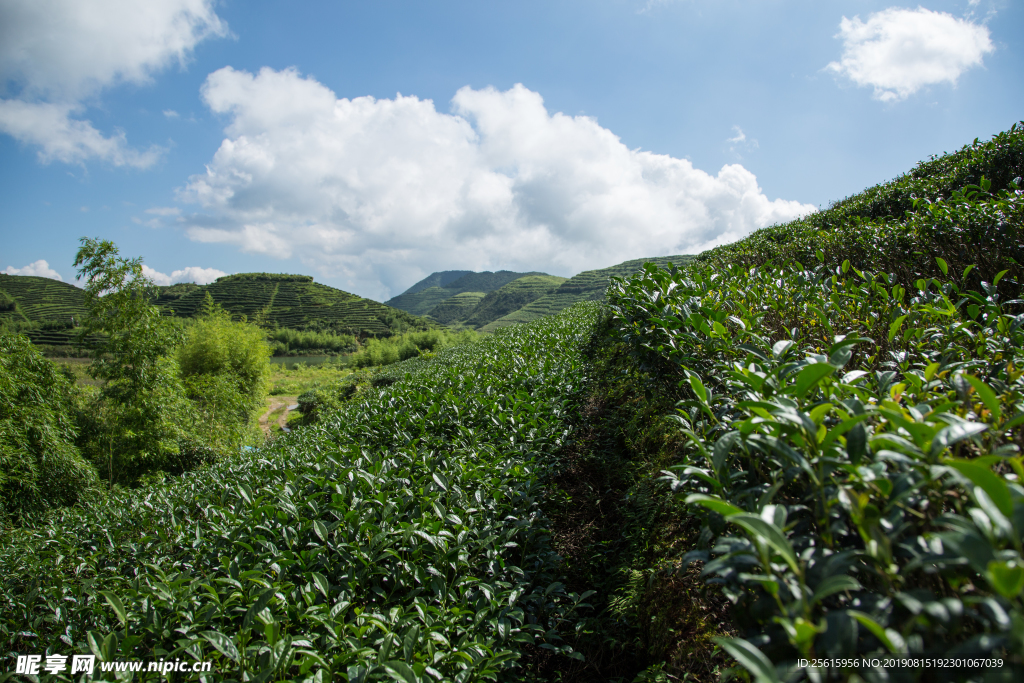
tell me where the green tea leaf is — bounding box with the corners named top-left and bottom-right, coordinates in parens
top-left (99, 590), bottom-right (127, 628)
top-left (945, 459), bottom-right (1013, 517)
top-left (685, 493), bottom-right (743, 517)
top-left (811, 575), bottom-right (861, 605)
top-left (964, 375), bottom-right (1001, 422)
top-left (795, 363), bottom-right (835, 398)
top-left (201, 630), bottom-right (240, 662)
top-left (728, 514), bottom-right (800, 575)
top-left (931, 422), bottom-right (988, 457)
top-left (714, 637), bottom-right (782, 683)
top-left (986, 561), bottom-right (1024, 599)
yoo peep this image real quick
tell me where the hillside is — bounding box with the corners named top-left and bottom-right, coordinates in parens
top-left (153, 272), bottom-right (431, 338)
top-left (460, 274), bottom-right (567, 328)
top-left (0, 274), bottom-right (89, 348)
top-left (2, 271), bottom-right (434, 354)
top-left (398, 270), bottom-right (474, 296)
top-left (385, 270), bottom-right (546, 315)
top-left (573, 122), bottom-right (1024, 679)
top-left (480, 254), bottom-right (693, 331)
top-left (423, 291), bottom-right (487, 324)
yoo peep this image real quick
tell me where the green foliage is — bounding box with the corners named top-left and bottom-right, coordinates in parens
top-left (152, 271), bottom-right (432, 339)
top-left (0, 304), bottom-right (602, 681)
top-left (0, 333), bottom-right (99, 525)
top-left (481, 255), bottom-right (693, 332)
top-left (608, 249), bottom-right (1024, 676)
top-left (0, 289), bottom-right (15, 312)
top-left (348, 329), bottom-right (478, 369)
top-left (73, 238), bottom-right (196, 485)
top-left (268, 327), bottom-right (358, 355)
top-left (177, 300), bottom-right (273, 453)
top-left (698, 122), bottom-right (1024, 294)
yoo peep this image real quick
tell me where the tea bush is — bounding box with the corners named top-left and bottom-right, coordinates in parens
top-left (699, 123), bottom-right (1024, 295)
top-left (607, 254), bottom-right (1024, 680)
top-left (0, 304), bottom-right (601, 682)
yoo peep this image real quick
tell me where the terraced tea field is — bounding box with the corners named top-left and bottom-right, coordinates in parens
top-left (480, 254), bottom-right (692, 331)
top-left (154, 273), bottom-right (430, 337)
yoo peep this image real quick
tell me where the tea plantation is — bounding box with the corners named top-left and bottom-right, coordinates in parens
top-left (0, 305), bottom-right (603, 682)
top-left (480, 255), bottom-right (692, 332)
top-left (385, 271), bottom-right (546, 318)
top-left (152, 273), bottom-right (431, 338)
top-left (600, 123), bottom-right (1024, 680)
top-left (2, 123), bottom-right (1022, 683)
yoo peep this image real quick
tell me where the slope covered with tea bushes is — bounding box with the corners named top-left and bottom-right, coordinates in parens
top-left (385, 271), bottom-right (545, 317)
top-left (482, 255), bottom-right (693, 332)
top-left (0, 305), bottom-right (602, 682)
top-left (154, 273), bottom-right (433, 339)
top-left (601, 124), bottom-right (1024, 681)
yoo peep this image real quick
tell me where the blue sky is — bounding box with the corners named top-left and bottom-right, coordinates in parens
top-left (2, 0), bottom-right (1021, 301)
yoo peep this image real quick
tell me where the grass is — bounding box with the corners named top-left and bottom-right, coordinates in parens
top-left (268, 361), bottom-right (353, 396)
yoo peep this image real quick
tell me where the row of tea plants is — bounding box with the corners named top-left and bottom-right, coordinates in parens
top-left (0, 304), bottom-right (602, 682)
top-left (606, 250), bottom-right (1023, 681)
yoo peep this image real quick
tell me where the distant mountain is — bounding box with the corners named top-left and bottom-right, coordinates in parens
top-left (399, 270), bottom-right (474, 296)
top-left (479, 255), bottom-right (693, 332)
top-left (385, 270), bottom-right (547, 316)
top-left (385, 257), bottom-right (695, 332)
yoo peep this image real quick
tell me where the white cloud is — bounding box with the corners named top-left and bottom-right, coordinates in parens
top-left (180, 68), bottom-right (815, 300)
top-left (0, 100), bottom-right (163, 167)
top-left (142, 264), bottom-right (226, 286)
top-left (163, 109), bottom-right (180, 118)
top-left (0, 0), bottom-right (227, 165)
top-left (4, 259), bottom-right (63, 280)
top-left (827, 7), bottom-right (993, 102)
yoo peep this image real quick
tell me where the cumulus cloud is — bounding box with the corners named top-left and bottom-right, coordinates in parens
top-left (179, 68), bottom-right (814, 300)
top-left (827, 7), bottom-right (993, 102)
top-left (0, 0), bottom-right (227, 165)
top-left (4, 259), bottom-right (63, 280)
top-left (142, 264), bottom-right (226, 286)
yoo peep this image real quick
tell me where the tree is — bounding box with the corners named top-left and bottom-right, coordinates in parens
top-left (73, 238), bottom-right (194, 484)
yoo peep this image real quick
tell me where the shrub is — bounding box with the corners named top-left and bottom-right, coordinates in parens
top-left (0, 333), bottom-right (99, 524)
top-left (608, 256), bottom-right (1024, 677)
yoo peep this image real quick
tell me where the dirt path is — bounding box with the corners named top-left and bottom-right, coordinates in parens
top-left (259, 396), bottom-right (299, 437)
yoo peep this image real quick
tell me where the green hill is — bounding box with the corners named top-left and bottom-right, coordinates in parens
top-left (424, 291), bottom-right (488, 325)
top-left (2, 272), bottom-right (435, 354)
top-left (460, 274), bottom-right (567, 328)
top-left (385, 270), bottom-right (546, 315)
top-left (153, 272), bottom-right (432, 338)
top-left (399, 270), bottom-right (474, 296)
top-left (0, 274), bottom-right (90, 348)
top-left (480, 254), bottom-right (693, 331)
